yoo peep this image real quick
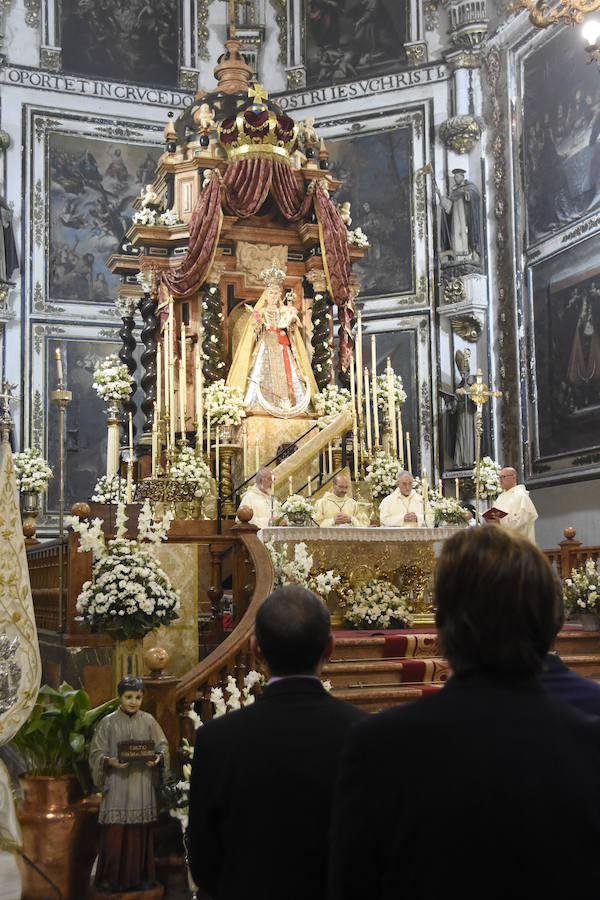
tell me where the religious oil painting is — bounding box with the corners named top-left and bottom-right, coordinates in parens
top-left (522, 26), bottom-right (600, 245)
top-left (43, 336), bottom-right (143, 516)
top-left (61, 0), bottom-right (179, 87)
top-left (328, 127), bottom-right (413, 299)
top-left (305, 0), bottom-right (408, 88)
top-left (49, 133), bottom-right (161, 303)
top-left (531, 240), bottom-right (600, 466)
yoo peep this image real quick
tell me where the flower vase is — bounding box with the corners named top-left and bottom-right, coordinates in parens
top-left (112, 636), bottom-right (145, 694)
top-left (21, 490), bottom-right (41, 544)
top-left (288, 512), bottom-right (309, 527)
top-left (219, 424), bottom-right (234, 443)
top-left (580, 613), bottom-right (600, 632)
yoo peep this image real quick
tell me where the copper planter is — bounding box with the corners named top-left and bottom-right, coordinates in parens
top-left (18, 774), bottom-right (99, 900)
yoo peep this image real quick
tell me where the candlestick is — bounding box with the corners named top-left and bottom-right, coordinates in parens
top-left (397, 410), bottom-right (404, 465)
top-left (350, 357), bottom-right (356, 411)
top-left (215, 426), bottom-right (220, 482)
top-left (371, 333), bottom-right (376, 372)
top-left (352, 412), bottom-right (359, 480)
top-left (372, 367), bottom-right (380, 447)
top-left (455, 477), bottom-right (460, 500)
top-left (152, 406), bottom-right (158, 478)
top-left (288, 475), bottom-right (293, 496)
top-left (386, 358), bottom-right (397, 456)
top-left (406, 431), bottom-right (412, 473)
top-left (128, 411), bottom-right (134, 459)
top-left (195, 344), bottom-right (203, 452)
top-left (364, 367), bottom-right (372, 455)
top-left (181, 321), bottom-right (187, 425)
top-left (438, 478), bottom-right (443, 496)
top-left (243, 426), bottom-right (248, 480)
top-left (421, 469), bottom-right (427, 526)
top-left (307, 475), bottom-right (312, 497)
top-left (156, 343), bottom-right (162, 423)
top-left (206, 407), bottom-right (211, 458)
top-left (255, 436), bottom-right (259, 472)
top-left (126, 462), bottom-right (133, 505)
top-left (55, 348), bottom-right (63, 385)
top-left (328, 441), bottom-right (333, 475)
top-left (169, 357), bottom-right (176, 450)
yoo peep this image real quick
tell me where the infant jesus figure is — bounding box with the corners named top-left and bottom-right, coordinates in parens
top-left (89, 676), bottom-right (169, 894)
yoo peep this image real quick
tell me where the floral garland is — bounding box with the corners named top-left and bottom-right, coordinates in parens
top-left (13, 448), bottom-right (53, 493)
top-left (132, 209), bottom-right (182, 227)
top-left (365, 451), bottom-right (399, 500)
top-left (91, 474), bottom-right (127, 504)
top-left (169, 446), bottom-right (212, 497)
top-left (375, 373), bottom-right (407, 409)
top-left (203, 379), bottom-right (245, 426)
top-left (477, 456), bottom-right (502, 500)
top-left (348, 227), bottom-right (369, 248)
top-left (69, 501), bottom-right (180, 640)
top-left (430, 495), bottom-right (468, 525)
top-left (266, 539), bottom-right (340, 601)
top-left (345, 578), bottom-right (413, 629)
top-left (563, 559), bottom-right (600, 615)
top-left (313, 385), bottom-right (352, 418)
top-left (92, 354), bottom-right (134, 403)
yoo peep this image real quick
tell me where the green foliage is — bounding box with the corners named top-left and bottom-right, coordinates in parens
top-left (12, 682), bottom-right (118, 793)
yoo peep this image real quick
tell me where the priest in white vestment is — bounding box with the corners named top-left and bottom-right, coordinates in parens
top-left (379, 471), bottom-right (434, 528)
top-left (488, 467), bottom-right (538, 543)
top-left (237, 467), bottom-right (279, 529)
top-left (313, 474), bottom-right (367, 527)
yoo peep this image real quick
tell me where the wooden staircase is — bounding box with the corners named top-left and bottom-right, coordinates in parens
top-left (324, 628), bottom-right (600, 712)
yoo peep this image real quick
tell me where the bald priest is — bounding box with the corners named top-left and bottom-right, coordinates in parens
top-left (237, 467), bottom-right (280, 530)
top-left (379, 471), bottom-right (434, 528)
top-left (487, 466), bottom-right (538, 543)
top-left (313, 474), bottom-right (367, 527)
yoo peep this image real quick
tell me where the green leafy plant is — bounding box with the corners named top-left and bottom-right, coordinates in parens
top-left (12, 682), bottom-right (118, 793)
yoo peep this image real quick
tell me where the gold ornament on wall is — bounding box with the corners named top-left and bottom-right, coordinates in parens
top-left (439, 115), bottom-right (482, 154)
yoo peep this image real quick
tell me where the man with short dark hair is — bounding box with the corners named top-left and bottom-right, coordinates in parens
top-left (329, 527), bottom-right (600, 900)
top-left (187, 585), bottom-right (365, 900)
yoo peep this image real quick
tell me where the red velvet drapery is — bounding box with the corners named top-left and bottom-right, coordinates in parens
top-left (161, 158), bottom-right (354, 368)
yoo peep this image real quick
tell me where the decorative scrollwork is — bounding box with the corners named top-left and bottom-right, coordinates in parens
top-left (32, 180), bottom-right (44, 248)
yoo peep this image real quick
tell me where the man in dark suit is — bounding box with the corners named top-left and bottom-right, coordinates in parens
top-left (187, 585), bottom-right (366, 900)
top-left (329, 527), bottom-right (600, 900)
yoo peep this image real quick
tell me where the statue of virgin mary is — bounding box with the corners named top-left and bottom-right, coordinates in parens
top-left (227, 263), bottom-right (317, 418)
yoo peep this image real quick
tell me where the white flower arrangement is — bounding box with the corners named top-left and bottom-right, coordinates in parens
top-left (313, 385), bottom-right (352, 418)
top-left (266, 540), bottom-right (340, 601)
top-left (91, 474), bottom-right (127, 504)
top-left (279, 494), bottom-right (315, 525)
top-left (169, 446), bottom-right (212, 498)
top-left (13, 448), bottom-right (53, 493)
top-left (203, 379), bottom-right (245, 426)
top-left (365, 451), bottom-right (399, 500)
top-left (157, 209), bottom-right (181, 226)
top-left (345, 578), bottom-right (413, 629)
top-left (430, 495), bottom-right (468, 525)
top-left (348, 227), bottom-right (369, 248)
top-left (563, 558), bottom-right (600, 615)
top-left (477, 456), bottom-right (502, 500)
top-left (68, 501), bottom-right (180, 640)
top-left (92, 354), bottom-right (134, 403)
top-left (375, 373), bottom-right (407, 409)
top-left (132, 208), bottom-right (182, 227)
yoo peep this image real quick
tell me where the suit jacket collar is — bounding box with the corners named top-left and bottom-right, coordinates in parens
top-left (259, 676), bottom-right (329, 702)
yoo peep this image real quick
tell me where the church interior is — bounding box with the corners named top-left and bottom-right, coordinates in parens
top-left (1, 0), bottom-right (600, 896)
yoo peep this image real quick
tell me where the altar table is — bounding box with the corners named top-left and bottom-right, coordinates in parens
top-left (260, 526), bottom-right (464, 623)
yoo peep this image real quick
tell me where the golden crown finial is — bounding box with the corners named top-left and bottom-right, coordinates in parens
top-left (248, 82), bottom-right (269, 106)
top-left (261, 261), bottom-right (286, 287)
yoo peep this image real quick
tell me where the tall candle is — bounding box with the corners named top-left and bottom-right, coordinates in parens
top-left (243, 426), bottom-right (248, 480)
top-left (386, 358), bottom-right (397, 456)
top-left (307, 475), bottom-right (312, 497)
top-left (352, 412), bottom-right (359, 480)
top-left (455, 477), bottom-right (460, 500)
top-left (215, 426), bottom-right (220, 482)
top-left (421, 469), bottom-right (428, 500)
top-left (406, 431), bottom-right (412, 473)
top-left (195, 345), bottom-right (203, 452)
top-left (356, 313), bottom-right (363, 409)
top-left (364, 367), bottom-right (372, 455)
top-left (126, 463), bottom-right (133, 505)
top-left (372, 367), bottom-right (380, 447)
top-left (128, 411), bottom-right (134, 459)
top-left (288, 475), bottom-right (293, 496)
top-left (156, 343), bottom-right (162, 422)
top-left (169, 357), bottom-right (176, 450)
top-left (371, 333), bottom-right (376, 372)
top-left (206, 407), bottom-right (211, 458)
top-left (181, 322), bottom-right (187, 424)
top-left (163, 334), bottom-right (169, 430)
top-left (152, 406), bottom-right (158, 478)
top-left (55, 348), bottom-right (63, 385)
top-left (178, 359), bottom-right (185, 437)
top-left (255, 436), bottom-right (259, 472)
top-left (397, 410), bottom-right (404, 465)
top-left (328, 441), bottom-right (333, 475)
top-left (438, 478), bottom-right (443, 496)
top-left (350, 357), bottom-right (356, 411)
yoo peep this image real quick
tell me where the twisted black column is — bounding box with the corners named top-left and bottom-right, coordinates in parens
top-left (138, 284), bottom-right (160, 447)
top-left (201, 282), bottom-right (225, 385)
top-left (117, 300), bottom-right (137, 448)
top-left (310, 287), bottom-right (334, 392)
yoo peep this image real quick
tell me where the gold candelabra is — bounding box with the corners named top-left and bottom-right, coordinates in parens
top-left (457, 368), bottom-right (502, 522)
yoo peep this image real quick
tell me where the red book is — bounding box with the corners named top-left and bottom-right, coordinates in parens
top-left (482, 507), bottom-right (508, 522)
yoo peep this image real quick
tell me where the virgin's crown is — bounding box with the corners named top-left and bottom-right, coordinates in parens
top-left (261, 262), bottom-right (286, 288)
